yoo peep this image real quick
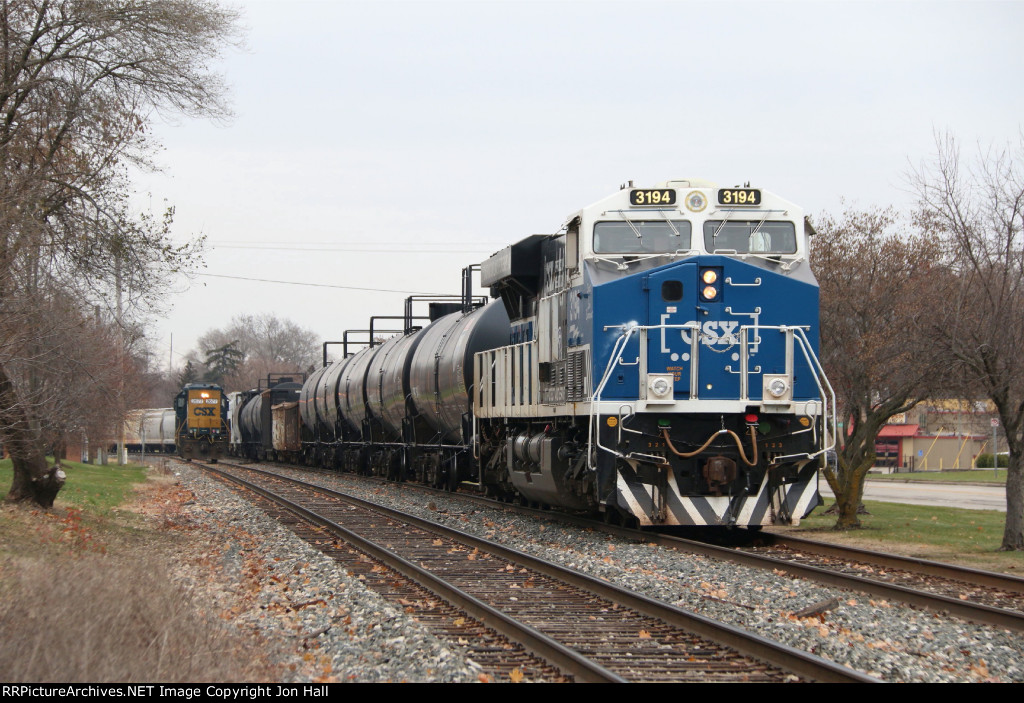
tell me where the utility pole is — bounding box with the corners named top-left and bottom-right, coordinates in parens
top-left (992, 417), bottom-right (1000, 478)
top-left (116, 255), bottom-right (125, 466)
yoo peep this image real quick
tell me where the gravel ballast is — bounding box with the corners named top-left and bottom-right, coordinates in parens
top-left (167, 465), bottom-right (480, 683)
top-left (172, 462), bottom-right (1024, 683)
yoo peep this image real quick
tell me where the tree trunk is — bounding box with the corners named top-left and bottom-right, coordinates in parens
top-left (823, 420), bottom-right (879, 530)
top-left (1001, 451), bottom-right (1024, 551)
top-left (0, 364), bottom-right (64, 507)
top-left (831, 455), bottom-right (873, 529)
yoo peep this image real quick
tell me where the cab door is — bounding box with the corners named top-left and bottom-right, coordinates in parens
top-left (645, 263), bottom-right (697, 398)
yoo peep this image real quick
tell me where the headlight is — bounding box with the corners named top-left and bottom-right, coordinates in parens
top-left (700, 268), bottom-right (721, 301)
top-left (647, 374), bottom-right (675, 403)
top-left (767, 377), bottom-right (789, 398)
top-left (651, 377), bottom-right (671, 396)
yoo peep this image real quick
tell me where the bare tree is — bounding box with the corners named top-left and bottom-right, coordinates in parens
top-left (811, 207), bottom-right (944, 529)
top-left (194, 314), bottom-right (320, 391)
top-left (911, 132), bottom-right (1024, 550)
top-left (0, 1), bottom-right (241, 506)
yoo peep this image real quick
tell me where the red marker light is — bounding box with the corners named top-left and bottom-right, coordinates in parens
top-left (745, 414), bottom-right (759, 424)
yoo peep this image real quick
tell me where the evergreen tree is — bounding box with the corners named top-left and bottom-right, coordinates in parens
top-left (203, 342), bottom-right (243, 385)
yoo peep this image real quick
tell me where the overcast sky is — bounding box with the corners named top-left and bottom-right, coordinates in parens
top-left (135, 0), bottom-right (1024, 374)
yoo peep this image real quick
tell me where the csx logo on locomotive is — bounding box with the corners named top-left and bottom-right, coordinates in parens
top-left (682, 320), bottom-right (743, 346)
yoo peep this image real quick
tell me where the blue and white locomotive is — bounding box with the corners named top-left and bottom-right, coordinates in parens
top-left (473, 178), bottom-right (834, 527)
top-left (294, 178), bottom-right (834, 528)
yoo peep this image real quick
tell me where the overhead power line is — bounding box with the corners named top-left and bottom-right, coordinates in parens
top-left (197, 273), bottom-right (436, 294)
top-left (206, 240), bottom-right (506, 254)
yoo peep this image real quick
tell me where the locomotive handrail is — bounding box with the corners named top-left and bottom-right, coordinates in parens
top-left (749, 325), bottom-right (837, 462)
top-left (792, 326), bottom-right (838, 459)
top-left (589, 320), bottom-right (835, 470)
top-left (587, 323), bottom-right (639, 470)
top-left (725, 276), bottom-right (762, 287)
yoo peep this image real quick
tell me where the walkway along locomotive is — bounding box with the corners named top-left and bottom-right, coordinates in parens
top-left (242, 179), bottom-right (836, 528)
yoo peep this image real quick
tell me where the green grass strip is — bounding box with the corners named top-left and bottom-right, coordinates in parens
top-left (868, 469), bottom-right (1007, 484)
top-left (0, 458), bottom-right (148, 513)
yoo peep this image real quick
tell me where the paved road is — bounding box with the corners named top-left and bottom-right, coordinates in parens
top-left (819, 479), bottom-right (1008, 512)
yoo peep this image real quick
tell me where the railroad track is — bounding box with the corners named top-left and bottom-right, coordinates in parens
top-left (200, 460), bottom-right (876, 683)
top-left (737, 533), bottom-right (1024, 620)
top-left (246, 462), bottom-right (1024, 633)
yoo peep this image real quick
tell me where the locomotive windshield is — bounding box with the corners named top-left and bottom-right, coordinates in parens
top-left (703, 220), bottom-right (797, 254)
top-left (593, 220), bottom-right (692, 254)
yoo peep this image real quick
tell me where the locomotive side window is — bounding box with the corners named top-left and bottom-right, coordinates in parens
top-left (661, 280), bottom-right (683, 301)
top-left (593, 220), bottom-right (691, 254)
top-left (565, 219), bottom-right (580, 272)
top-left (703, 221), bottom-right (796, 254)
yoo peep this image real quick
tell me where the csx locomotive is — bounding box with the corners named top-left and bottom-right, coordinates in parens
top-left (234, 179), bottom-right (835, 528)
top-left (174, 382), bottom-right (229, 462)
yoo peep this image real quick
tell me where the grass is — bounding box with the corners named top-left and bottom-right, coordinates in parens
top-left (0, 457), bottom-right (148, 512)
top-left (869, 468), bottom-right (1008, 484)
top-left (0, 552), bottom-right (265, 682)
top-left (0, 458), bottom-right (275, 683)
top-left (789, 499), bottom-right (1024, 574)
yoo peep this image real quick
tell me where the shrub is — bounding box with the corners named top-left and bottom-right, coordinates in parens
top-left (975, 453), bottom-right (1009, 468)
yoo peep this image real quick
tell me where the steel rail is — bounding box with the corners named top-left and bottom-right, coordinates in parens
top-left (461, 493), bottom-right (1024, 632)
top-left (210, 462), bottom-right (878, 683)
top-left (300, 469), bottom-right (1024, 633)
top-left (204, 463), bottom-right (625, 683)
top-left (759, 533), bottom-right (1024, 594)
